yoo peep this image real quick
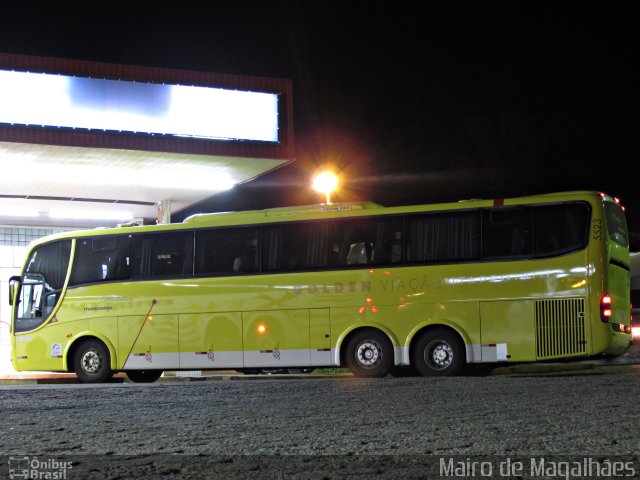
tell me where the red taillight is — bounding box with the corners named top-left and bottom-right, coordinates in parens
top-left (600, 294), bottom-right (612, 322)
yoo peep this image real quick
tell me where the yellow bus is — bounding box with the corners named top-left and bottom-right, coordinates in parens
top-left (8, 191), bottom-right (632, 383)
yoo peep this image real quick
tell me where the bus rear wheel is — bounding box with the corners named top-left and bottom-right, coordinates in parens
top-left (126, 370), bottom-right (163, 383)
top-left (412, 328), bottom-right (464, 376)
top-left (73, 339), bottom-right (113, 384)
top-left (344, 329), bottom-right (393, 378)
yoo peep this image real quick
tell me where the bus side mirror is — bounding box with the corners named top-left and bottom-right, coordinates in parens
top-left (8, 276), bottom-right (21, 306)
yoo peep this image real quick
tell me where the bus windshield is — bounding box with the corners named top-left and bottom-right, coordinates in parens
top-left (14, 240), bottom-right (71, 333)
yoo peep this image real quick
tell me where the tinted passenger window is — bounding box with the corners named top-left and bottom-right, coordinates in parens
top-left (133, 232), bottom-right (193, 278)
top-left (533, 203), bottom-right (589, 257)
top-left (406, 211), bottom-right (479, 263)
top-left (482, 208), bottom-right (531, 259)
top-left (196, 228), bottom-right (259, 275)
top-left (331, 217), bottom-right (403, 267)
top-left (263, 222), bottom-right (331, 271)
top-left (70, 236), bottom-right (131, 285)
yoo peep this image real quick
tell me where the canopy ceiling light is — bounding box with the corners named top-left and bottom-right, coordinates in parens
top-left (0, 69), bottom-right (279, 142)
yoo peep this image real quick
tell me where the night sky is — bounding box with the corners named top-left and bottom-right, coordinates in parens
top-left (1, 2), bottom-right (638, 234)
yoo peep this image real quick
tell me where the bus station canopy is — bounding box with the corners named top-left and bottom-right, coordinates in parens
top-left (0, 53), bottom-right (294, 228)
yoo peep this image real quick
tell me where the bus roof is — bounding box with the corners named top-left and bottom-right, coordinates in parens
top-left (182, 201), bottom-right (384, 224)
top-left (28, 190), bottom-right (608, 245)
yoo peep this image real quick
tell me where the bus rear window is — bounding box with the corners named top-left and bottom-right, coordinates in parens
top-left (604, 202), bottom-right (629, 247)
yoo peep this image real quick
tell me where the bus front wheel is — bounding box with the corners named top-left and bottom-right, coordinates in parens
top-left (413, 328), bottom-right (464, 376)
top-left (126, 370), bottom-right (163, 383)
top-left (344, 329), bottom-right (393, 378)
top-left (73, 339), bottom-right (113, 383)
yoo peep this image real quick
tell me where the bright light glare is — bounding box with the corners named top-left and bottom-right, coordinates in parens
top-left (257, 324), bottom-right (267, 334)
top-left (0, 208), bottom-right (40, 217)
top-left (0, 70), bottom-right (278, 142)
top-left (4, 159), bottom-right (236, 192)
top-left (312, 172), bottom-right (339, 204)
top-left (633, 327), bottom-right (640, 338)
top-left (49, 209), bottom-right (133, 221)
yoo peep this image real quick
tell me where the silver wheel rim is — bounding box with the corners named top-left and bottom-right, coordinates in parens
top-left (81, 349), bottom-right (102, 375)
top-left (356, 340), bottom-right (382, 369)
top-left (424, 340), bottom-right (454, 370)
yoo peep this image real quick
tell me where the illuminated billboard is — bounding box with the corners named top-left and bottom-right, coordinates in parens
top-left (0, 70), bottom-right (279, 142)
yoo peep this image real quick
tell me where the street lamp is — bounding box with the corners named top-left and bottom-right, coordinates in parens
top-left (312, 171), bottom-right (339, 204)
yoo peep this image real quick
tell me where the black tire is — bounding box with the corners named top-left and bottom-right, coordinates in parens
top-left (412, 328), bottom-right (465, 376)
top-left (126, 370), bottom-right (163, 383)
top-left (73, 339), bottom-right (113, 383)
top-left (344, 329), bottom-right (393, 378)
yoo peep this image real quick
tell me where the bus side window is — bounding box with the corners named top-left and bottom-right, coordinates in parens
top-left (262, 222), bottom-right (330, 272)
top-left (70, 235), bottom-right (131, 286)
top-left (346, 242), bottom-right (370, 265)
top-left (391, 240), bottom-right (402, 263)
top-left (406, 210), bottom-right (479, 263)
top-left (195, 228), bottom-right (259, 275)
top-left (133, 232), bottom-right (193, 278)
top-left (482, 207), bottom-right (531, 259)
top-left (334, 217), bottom-right (403, 267)
top-left (533, 203), bottom-right (589, 257)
